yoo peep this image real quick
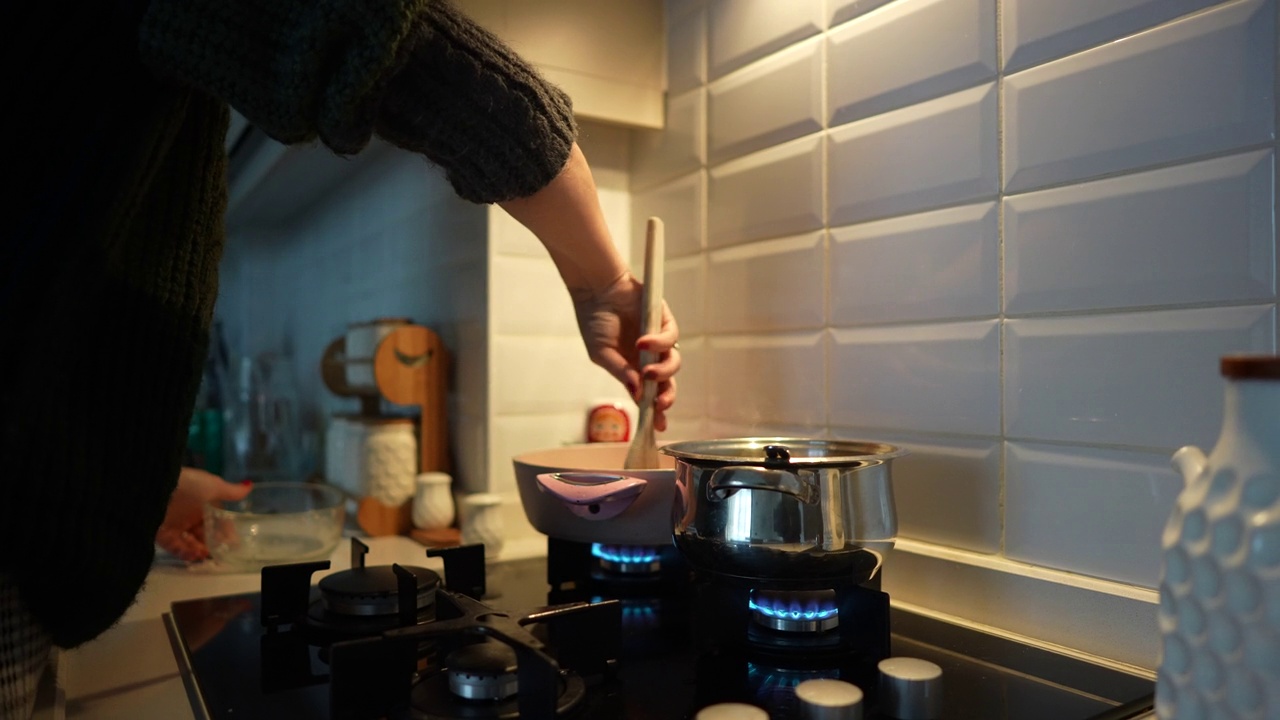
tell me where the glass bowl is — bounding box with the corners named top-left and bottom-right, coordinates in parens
top-left (203, 482), bottom-right (346, 570)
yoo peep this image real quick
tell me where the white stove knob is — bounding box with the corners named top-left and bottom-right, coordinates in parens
top-left (878, 657), bottom-right (943, 719)
top-left (796, 678), bottom-right (864, 720)
top-left (696, 702), bottom-right (770, 720)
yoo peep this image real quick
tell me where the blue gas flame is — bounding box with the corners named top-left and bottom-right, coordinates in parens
top-left (591, 544), bottom-right (661, 565)
top-left (749, 592), bottom-right (839, 622)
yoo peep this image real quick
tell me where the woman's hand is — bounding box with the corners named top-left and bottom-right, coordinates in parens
top-left (156, 467), bottom-right (253, 563)
top-left (574, 272), bottom-right (680, 431)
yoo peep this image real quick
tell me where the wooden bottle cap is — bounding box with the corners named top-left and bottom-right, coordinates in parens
top-left (1221, 355), bottom-right (1280, 380)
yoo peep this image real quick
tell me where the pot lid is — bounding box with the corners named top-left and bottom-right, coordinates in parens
top-left (659, 437), bottom-right (903, 466)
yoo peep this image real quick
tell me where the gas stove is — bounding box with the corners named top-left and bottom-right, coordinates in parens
top-left (164, 537), bottom-right (1155, 719)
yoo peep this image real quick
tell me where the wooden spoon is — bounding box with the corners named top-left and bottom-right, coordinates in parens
top-left (624, 217), bottom-right (665, 470)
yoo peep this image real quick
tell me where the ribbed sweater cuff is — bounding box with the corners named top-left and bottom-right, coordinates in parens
top-left (375, 1), bottom-right (577, 203)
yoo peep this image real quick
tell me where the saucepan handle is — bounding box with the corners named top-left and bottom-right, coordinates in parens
top-left (535, 472), bottom-right (648, 521)
top-left (706, 466), bottom-right (817, 504)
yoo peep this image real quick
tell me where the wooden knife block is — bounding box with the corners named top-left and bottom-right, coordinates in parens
top-left (320, 323), bottom-right (455, 540)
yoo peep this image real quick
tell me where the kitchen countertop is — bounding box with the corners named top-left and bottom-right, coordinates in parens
top-left (54, 533), bottom-right (545, 720)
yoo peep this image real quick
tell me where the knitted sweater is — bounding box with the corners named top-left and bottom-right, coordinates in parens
top-left (1, 0), bottom-right (575, 648)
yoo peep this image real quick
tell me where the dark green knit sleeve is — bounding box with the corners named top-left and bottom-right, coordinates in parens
top-left (374, 3), bottom-right (577, 203)
top-left (138, 0), bottom-right (577, 204)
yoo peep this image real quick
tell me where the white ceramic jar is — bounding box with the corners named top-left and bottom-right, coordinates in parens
top-left (412, 471), bottom-right (456, 531)
top-left (460, 493), bottom-right (505, 558)
top-left (1158, 355), bottom-right (1280, 720)
top-left (362, 418), bottom-right (418, 507)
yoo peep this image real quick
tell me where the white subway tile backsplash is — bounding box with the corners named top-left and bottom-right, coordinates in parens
top-left (1005, 150), bottom-right (1275, 314)
top-left (490, 255), bottom-right (578, 337)
top-left (842, 431), bottom-right (1001, 553)
top-left (829, 321), bottom-right (1001, 435)
top-left (708, 419), bottom-right (827, 439)
top-left (665, 254), bottom-right (706, 336)
top-left (706, 333), bottom-right (826, 426)
top-left (707, 0), bottom-right (824, 79)
top-left (827, 0), bottom-right (997, 127)
top-left (707, 133), bottom-right (824, 248)
top-left (706, 232), bottom-right (825, 333)
top-left (1005, 305), bottom-right (1275, 449)
top-left (665, 0), bottom-right (706, 26)
top-left (1006, 442), bottom-right (1183, 587)
top-left (829, 83), bottom-right (999, 226)
top-left (667, 336), bottom-right (709, 431)
top-left (708, 38), bottom-right (824, 164)
top-left (491, 335), bottom-right (621, 415)
top-left (631, 88), bottom-right (706, 192)
top-left (1004, 0), bottom-right (1275, 193)
top-left (633, 172), bottom-right (705, 260)
top-left (830, 202), bottom-right (998, 325)
top-left (830, 0), bottom-right (900, 28)
top-left (1003, 0), bottom-right (1225, 73)
top-left (667, 7), bottom-right (707, 95)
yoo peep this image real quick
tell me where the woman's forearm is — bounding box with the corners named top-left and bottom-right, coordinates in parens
top-left (498, 142), bottom-right (631, 299)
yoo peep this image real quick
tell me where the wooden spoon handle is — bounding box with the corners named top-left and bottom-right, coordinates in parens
top-left (624, 217), bottom-right (664, 470)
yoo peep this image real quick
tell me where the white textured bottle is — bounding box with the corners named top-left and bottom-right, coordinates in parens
top-left (1159, 355), bottom-right (1280, 719)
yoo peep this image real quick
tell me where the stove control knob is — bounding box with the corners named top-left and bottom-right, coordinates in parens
top-left (878, 657), bottom-right (943, 719)
top-left (696, 702), bottom-right (769, 720)
top-left (796, 678), bottom-right (864, 720)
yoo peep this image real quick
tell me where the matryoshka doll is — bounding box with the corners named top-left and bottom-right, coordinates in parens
top-left (586, 402), bottom-right (630, 443)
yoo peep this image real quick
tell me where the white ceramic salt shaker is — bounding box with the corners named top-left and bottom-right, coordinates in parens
top-left (1159, 355), bottom-right (1280, 720)
top-left (460, 493), bottom-right (505, 558)
top-left (412, 471), bottom-right (456, 531)
top-left (362, 418), bottom-right (417, 506)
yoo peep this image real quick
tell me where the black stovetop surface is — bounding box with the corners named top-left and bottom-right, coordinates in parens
top-left (164, 544), bottom-right (1154, 720)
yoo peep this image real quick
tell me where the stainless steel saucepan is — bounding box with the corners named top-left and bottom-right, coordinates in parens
top-left (661, 437), bottom-right (904, 586)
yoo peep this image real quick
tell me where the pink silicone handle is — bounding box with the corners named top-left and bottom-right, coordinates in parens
top-left (535, 472), bottom-right (648, 521)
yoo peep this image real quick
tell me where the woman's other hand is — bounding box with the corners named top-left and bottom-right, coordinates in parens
top-left (156, 467), bottom-right (253, 563)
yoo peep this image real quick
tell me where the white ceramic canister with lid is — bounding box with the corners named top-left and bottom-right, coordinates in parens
top-left (1158, 355), bottom-right (1280, 720)
top-left (361, 418), bottom-right (418, 506)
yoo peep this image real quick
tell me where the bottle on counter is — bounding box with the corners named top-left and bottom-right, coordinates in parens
top-left (1159, 355), bottom-right (1280, 720)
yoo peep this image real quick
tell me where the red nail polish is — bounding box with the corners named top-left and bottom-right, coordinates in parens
top-left (240, 479), bottom-right (254, 487)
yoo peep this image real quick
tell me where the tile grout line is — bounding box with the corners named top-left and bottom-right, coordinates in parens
top-left (995, 0), bottom-right (1008, 560)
